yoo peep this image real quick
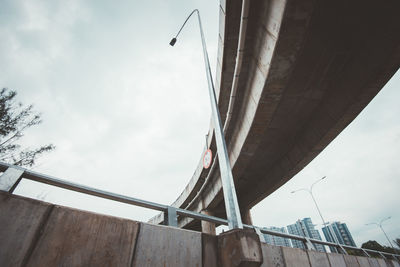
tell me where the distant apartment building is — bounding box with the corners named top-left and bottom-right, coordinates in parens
top-left (322, 221), bottom-right (356, 247)
top-left (287, 221), bottom-right (307, 249)
top-left (287, 218), bottom-right (326, 252)
top-left (262, 226), bottom-right (292, 247)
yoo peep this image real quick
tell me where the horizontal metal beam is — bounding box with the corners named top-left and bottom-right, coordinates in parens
top-left (176, 208), bottom-right (228, 225)
top-left (0, 162), bottom-right (167, 211)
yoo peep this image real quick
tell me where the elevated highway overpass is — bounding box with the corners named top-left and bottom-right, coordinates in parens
top-left (150, 0), bottom-right (400, 230)
top-left (1, 1), bottom-right (400, 265)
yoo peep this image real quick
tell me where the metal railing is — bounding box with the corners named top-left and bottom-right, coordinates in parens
top-left (0, 161), bottom-right (399, 262)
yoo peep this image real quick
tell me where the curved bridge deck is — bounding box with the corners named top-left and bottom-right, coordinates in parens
top-left (150, 0), bottom-right (400, 229)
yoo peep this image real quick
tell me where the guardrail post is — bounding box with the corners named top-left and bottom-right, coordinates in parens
top-left (361, 249), bottom-right (370, 257)
top-left (0, 167), bottom-right (24, 193)
top-left (378, 252), bottom-right (386, 259)
top-left (392, 254), bottom-right (400, 262)
top-left (254, 227), bottom-right (266, 243)
top-left (303, 237), bottom-right (316, 251)
top-left (165, 206), bottom-right (178, 227)
top-left (337, 244), bottom-right (348, 255)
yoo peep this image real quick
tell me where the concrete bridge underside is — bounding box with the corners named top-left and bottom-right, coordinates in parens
top-left (150, 0), bottom-right (400, 230)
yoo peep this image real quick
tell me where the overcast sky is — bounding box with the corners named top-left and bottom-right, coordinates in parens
top-left (1, 1), bottom-right (399, 248)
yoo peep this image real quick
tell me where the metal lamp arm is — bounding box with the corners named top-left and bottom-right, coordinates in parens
top-left (310, 176), bottom-right (326, 192)
top-left (291, 188), bottom-right (310, 194)
top-left (380, 216), bottom-right (391, 225)
top-left (170, 9), bottom-right (199, 46)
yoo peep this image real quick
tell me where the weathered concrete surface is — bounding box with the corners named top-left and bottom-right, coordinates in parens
top-left (1, 192), bottom-right (399, 266)
top-left (357, 256), bottom-right (372, 266)
top-left (260, 243), bottom-right (285, 267)
top-left (308, 250), bottom-right (331, 267)
top-left (132, 223), bottom-right (202, 267)
top-left (218, 229), bottom-right (263, 267)
top-left (202, 233), bottom-right (218, 267)
top-left (377, 259), bottom-right (388, 267)
top-left (376, 258), bottom-right (387, 267)
top-left (282, 246), bottom-right (311, 267)
top-left (0, 191), bottom-right (202, 267)
top-left (0, 193), bottom-right (52, 267)
top-left (368, 257), bottom-right (381, 267)
top-left (28, 206), bottom-right (140, 267)
top-left (328, 253), bottom-right (347, 267)
top-left (260, 244), bottom-right (398, 267)
top-left (344, 255), bottom-right (361, 267)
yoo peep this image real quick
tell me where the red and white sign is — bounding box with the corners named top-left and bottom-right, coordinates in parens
top-left (203, 149), bottom-right (213, 169)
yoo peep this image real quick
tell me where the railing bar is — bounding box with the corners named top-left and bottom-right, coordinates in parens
top-left (0, 163), bottom-right (228, 224)
top-left (176, 208), bottom-right (229, 225)
top-left (20, 171), bottom-right (168, 212)
top-left (361, 247), bottom-right (396, 256)
top-left (1, 162), bottom-right (168, 211)
top-left (248, 224), bottom-right (311, 242)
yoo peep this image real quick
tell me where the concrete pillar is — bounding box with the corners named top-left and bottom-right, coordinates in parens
top-left (218, 229), bottom-right (263, 267)
top-left (242, 209), bottom-right (253, 225)
top-left (201, 210), bottom-right (216, 235)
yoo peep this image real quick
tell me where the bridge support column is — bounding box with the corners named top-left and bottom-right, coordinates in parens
top-left (241, 209), bottom-right (253, 225)
top-left (201, 210), bottom-right (216, 235)
top-left (217, 229), bottom-right (263, 267)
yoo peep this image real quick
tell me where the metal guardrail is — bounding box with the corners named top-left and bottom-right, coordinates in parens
top-left (0, 162), bottom-right (399, 261)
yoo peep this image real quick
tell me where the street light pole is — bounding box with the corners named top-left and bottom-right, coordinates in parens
top-left (169, 9), bottom-right (243, 229)
top-left (366, 217), bottom-right (394, 248)
top-left (291, 176), bottom-right (341, 247)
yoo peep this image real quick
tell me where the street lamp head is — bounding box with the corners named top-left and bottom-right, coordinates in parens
top-left (169, 38), bottom-right (177, 46)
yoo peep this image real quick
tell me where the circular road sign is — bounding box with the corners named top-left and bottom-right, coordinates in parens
top-left (203, 149), bottom-right (213, 169)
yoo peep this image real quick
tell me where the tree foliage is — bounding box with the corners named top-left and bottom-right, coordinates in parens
top-left (0, 88), bottom-right (55, 167)
top-left (361, 240), bottom-right (400, 255)
top-left (362, 240), bottom-right (385, 251)
top-left (394, 238), bottom-right (400, 249)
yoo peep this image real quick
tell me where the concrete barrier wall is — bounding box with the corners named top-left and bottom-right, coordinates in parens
top-left (0, 192), bottom-right (207, 267)
top-left (0, 192), bottom-right (398, 267)
top-left (260, 243), bottom-right (399, 267)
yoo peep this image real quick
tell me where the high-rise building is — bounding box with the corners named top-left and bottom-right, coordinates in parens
top-left (287, 218), bottom-right (326, 252)
top-left (322, 221), bottom-right (356, 247)
top-left (287, 221), bottom-right (306, 249)
top-left (263, 226), bottom-right (292, 247)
